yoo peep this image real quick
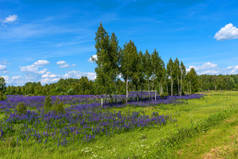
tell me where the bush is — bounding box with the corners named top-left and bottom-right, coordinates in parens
top-left (0, 91), bottom-right (6, 101)
top-left (53, 98), bottom-right (65, 114)
top-left (16, 102), bottom-right (27, 115)
top-left (44, 96), bottom-right (52, 113)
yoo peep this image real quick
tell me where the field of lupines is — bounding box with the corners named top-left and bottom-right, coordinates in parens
top-left (0, 92), bottom-right (203, 147)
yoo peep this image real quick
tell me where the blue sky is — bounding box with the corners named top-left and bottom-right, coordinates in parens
top-left (0, 0), bottom-right (238, 85)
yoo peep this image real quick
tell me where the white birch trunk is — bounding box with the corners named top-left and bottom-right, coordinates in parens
top-left (126, 77), bottom-right (128, 103)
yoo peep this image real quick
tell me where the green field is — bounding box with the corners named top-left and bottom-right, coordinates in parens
top-left (1, 91), bottom-right (238, 159)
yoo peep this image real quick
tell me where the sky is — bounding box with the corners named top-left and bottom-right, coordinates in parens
top-left (0, 0), bottom-right (238, 85)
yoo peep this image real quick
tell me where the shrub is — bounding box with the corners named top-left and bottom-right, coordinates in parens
top-left (53, 98), bottom-right (65, 114)
top-left (44, 96), bottom-right (52, 113)
top-left (16, 102), bottom-right (27, 115)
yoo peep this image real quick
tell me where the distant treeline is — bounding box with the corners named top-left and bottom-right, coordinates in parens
top-left (1, 24), bottom-right (237, 98)
top-left (3, 74), bottom-right (238, 96)
top-left (199, 74), bottom-right (238, 91)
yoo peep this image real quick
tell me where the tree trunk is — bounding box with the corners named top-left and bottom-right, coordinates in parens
top-left (126, 77), bottom-right (128, 103)
top-left (180, 74), bottom-right (182, 96)
top-left (177, 75), bottom-right (179, 96)
top-left (171, 78), bottom-right (173, 96)
top-left (167, 83), bottom-right (169, 96)
top-left (190, 81), bottom-right (192, 94)
top-left (148, 79), bottom-right (150, 99)
top-left (159, 82), bottom-right (163, 96)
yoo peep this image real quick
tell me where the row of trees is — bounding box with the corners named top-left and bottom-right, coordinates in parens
top-left (94, 24), bottom-right (199, 100)
top-left (5, 77), bottom-right (95, 96)
top-left (0, 24), bottom-right (202, 98)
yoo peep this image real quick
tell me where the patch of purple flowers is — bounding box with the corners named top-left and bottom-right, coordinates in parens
top-left (0, 92), bottom-right (203, 146)
top-left (0, 110), bottom-right (168, 146)
top-left (0, 93), bottom-right (203, 112)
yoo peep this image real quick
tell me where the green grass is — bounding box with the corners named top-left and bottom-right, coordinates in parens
top-left (1, 91), bottom-right (238, 158)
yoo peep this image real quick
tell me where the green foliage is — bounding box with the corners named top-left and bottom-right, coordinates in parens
top-left (44, 96), bottom-right (52, 113)
top-left (94, 24), bottom-right (120, 95)
top-left (199, 74), bottom-right (238, 91)
top-left (186, 68), bottom-right (199, 93)
top-left (0, 91), bottom-right (6, 101)
top-left (0, 77), bottom-right (7, 101)
top-left (0, 77), bottom-right (6, 93)
top-left (16, 102), bottom-right (27, 115)
top-left (151, 49), bottom-right (165, 94)
top-left (52, 98), bottom-right (65, 114)
top-left (121, 40), bottom-right (138, 101)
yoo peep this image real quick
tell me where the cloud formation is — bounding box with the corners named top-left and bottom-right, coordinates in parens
top-left (41, 72), bottom-right (59, 84)
top-left (0, 64), bottom-right (6, 71)
top-left (187, 62), bottom-right (218, 74)
top-left (64, 70), bottom-right (96, 80)
top-left (3, 14), bottom-right (18, 23)
top-left (187, 62), bottom-right (220, 75)
top-left (0, 64), bottom-right (7, 74)
top-left (20, 60), bottom-right (49, 74)
top-left (226, 65), bottom-right (238, 74)
top-left (56, 60), bottom-right (69, 68)
top-left (214, 23), bottom-right (238, 40)
top-left (187, 62), bottom-right (238, 75)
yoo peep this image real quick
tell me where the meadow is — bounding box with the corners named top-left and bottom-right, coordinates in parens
top-left (0, 91), bottom-right (238, 159)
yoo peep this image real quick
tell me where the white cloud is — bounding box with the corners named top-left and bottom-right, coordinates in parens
top-left (187, 62), bottom-right (219, 75)
top-left (2, 75), bottom-right (29, 86)
top-left (40, 70), bottom-right (58, 84)
top-left (89, 54), bottom-right (97, 62)
top-left (56, 61), bottom-right (66, 65)
top-left (3, 14), bottom-right (18, 23)
top-left (41, 72), bottom-right (59, 84)
top-left (41, 72), bottom-right (57, 78)
top-left (199, 62), bottom-right (217, 70)
top-left (20, 60), bottom-right (49, 74)
top-left (0, 64), bottom-right (6, 71)
top-left (64, 70), bottom-right (96, 80)
top-left (9, 76), bottom-right (24, 85)
top-left (41, 77), bottom-right (59, 84)
top-left (38, 68), bottom-right (47, 74)
top-left (187, 62), bottom-right (238, 75)
top-left (0, 64), bottom-right (7, 74)
top-left (187, 62), bottom-right (217, 73)
top-left (199, 70), bottom-right (218, 75)
top-left (56, 60), bottom-right (70, 68)
top-left (34, 60), bottom-right (49, 65)
top-left (226, 65), bottom-right (238, 74)
top-left (214, 23), bottom-right (238, 40)
top-left (11, 75), bottom-right (21, 80)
